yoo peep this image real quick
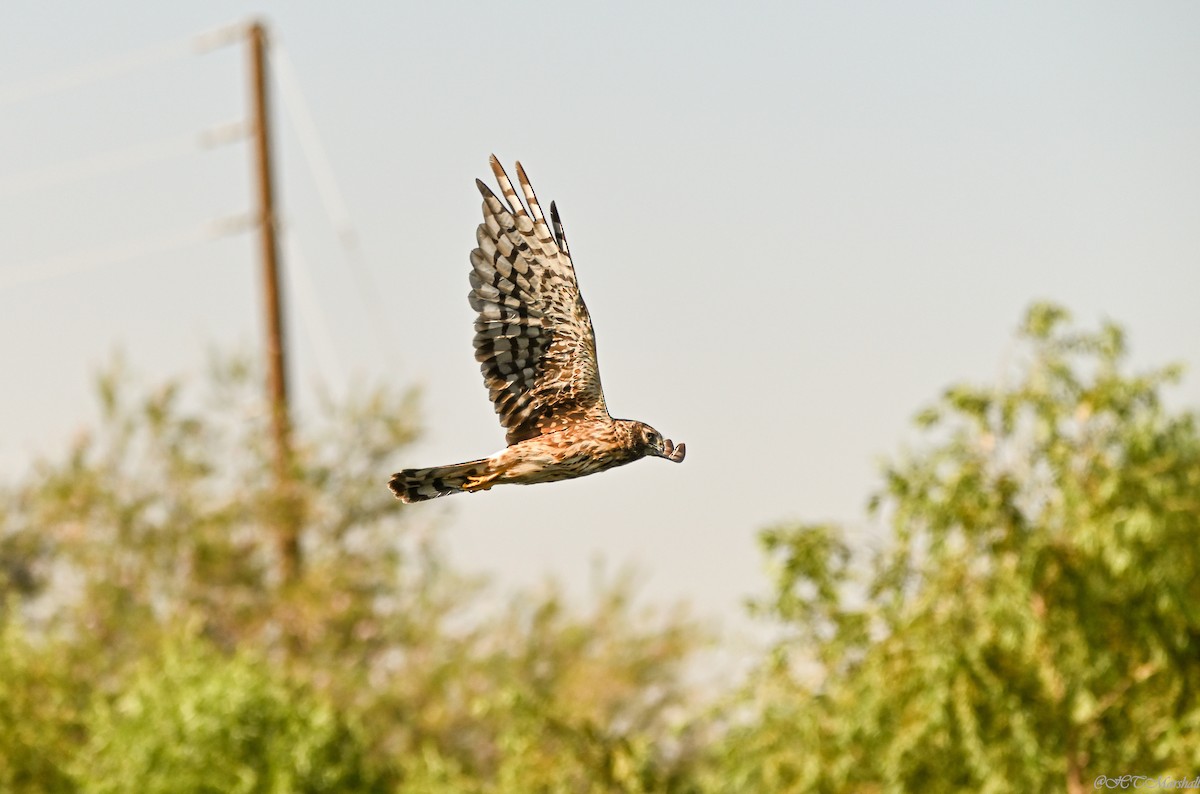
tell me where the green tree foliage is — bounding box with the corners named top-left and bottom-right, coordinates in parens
top-left (5, 302), bottom-right (1197, 793)
top-left (0, 625), bottom-right (83, 794)
top-left (716, 303), bottom-right (1200, 792)
top-left (79, 632), bottom-right (376, 794)
top-left (0, 354), bottom-right (703, 792)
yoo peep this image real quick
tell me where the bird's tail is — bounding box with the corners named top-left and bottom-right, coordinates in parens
top-left (388, 458), bottom-right (495, 503)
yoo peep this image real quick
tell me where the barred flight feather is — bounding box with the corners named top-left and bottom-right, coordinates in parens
top-left (471, 156), bottom-right (608, 445)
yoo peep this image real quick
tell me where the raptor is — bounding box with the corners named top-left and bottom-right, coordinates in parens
top-left (389, 156), bottom-right (684, 503)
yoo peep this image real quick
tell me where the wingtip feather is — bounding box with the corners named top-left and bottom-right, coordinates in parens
top-left (489, 155), bottom-right (509, 184)
top-left (549, 200), bottom-right (570, 255)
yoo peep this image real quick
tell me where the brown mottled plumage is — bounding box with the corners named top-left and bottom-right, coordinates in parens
top-left (389, 156), bottom-right (684, 503)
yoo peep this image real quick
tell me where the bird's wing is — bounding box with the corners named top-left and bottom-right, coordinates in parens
top-left (470, 156), bottom-right (609, 445)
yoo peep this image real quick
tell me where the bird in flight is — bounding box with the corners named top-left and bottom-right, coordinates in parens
top-left (389, 156), bottom-right (685, 503)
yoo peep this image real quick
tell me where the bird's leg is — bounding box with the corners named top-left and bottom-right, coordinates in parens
top-left (462, 472), bottom-right (497, 492)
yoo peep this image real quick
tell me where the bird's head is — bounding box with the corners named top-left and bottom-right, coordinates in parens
top-left (635, 422), bottom-right (686, 463)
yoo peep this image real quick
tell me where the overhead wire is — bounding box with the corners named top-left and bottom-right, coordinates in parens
top-left (0, 21), bottom-right (246, 109)
top-left (282, 228), bottom-right (345, 391)
top-left (271, 42), bottom-right (399, 364)
top-left (3, 22), bottom-right (384, 397)
top-left (0, 214), bottom-right (254, 291)
top-left (0, 27), bottom-right (253, 291)
top-left (0, 121), bottom-right (247, 199)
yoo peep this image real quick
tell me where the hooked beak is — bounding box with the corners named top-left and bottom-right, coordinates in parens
top-left (661, 438), bottom-right (686, 463)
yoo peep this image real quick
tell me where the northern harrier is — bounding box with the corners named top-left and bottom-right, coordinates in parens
top-left (389, 156), bottom-right (685, 503)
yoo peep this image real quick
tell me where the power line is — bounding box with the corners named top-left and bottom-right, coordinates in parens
top-left (3, 20), bottom-right (378, 425)
top-left (283, 229), bottom-right (345, 390)
top-left (272, 46), bottom-right (355, 243)
top-left (0, 122), bottom-right (247, 199)
top-left (0, 21), bottom-right (246, 109)
top-left (0, 214), bottom-right (254, 291)
top-left (272, 42), bottom-right (398, 362)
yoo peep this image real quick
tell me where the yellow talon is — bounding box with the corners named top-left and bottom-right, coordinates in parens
top-left (463, 474), bottom-right (494, 492)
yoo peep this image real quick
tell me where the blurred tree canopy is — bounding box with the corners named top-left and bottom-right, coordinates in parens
top-left (716, 303), bottom-right (1200, 793)
top-left (2, 302), bottom-right (1198, 793)
top-left (0, 353), bottom-right (703, 793)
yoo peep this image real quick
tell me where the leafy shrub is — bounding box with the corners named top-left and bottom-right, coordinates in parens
top-left (0, 623), bottom-right (85, 794)
top-left (78, 632), bottom-right (382, 794)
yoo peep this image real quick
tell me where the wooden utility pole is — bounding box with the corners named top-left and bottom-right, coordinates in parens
top-left (247, 20), bottom-right (300, 584)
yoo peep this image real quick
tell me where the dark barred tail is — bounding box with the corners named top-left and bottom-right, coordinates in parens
top-left (388, 458), bottom-right (493, 503)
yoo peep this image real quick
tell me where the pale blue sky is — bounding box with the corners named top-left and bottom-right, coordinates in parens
top-left (3, 1), bottom-right (1199, 631)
